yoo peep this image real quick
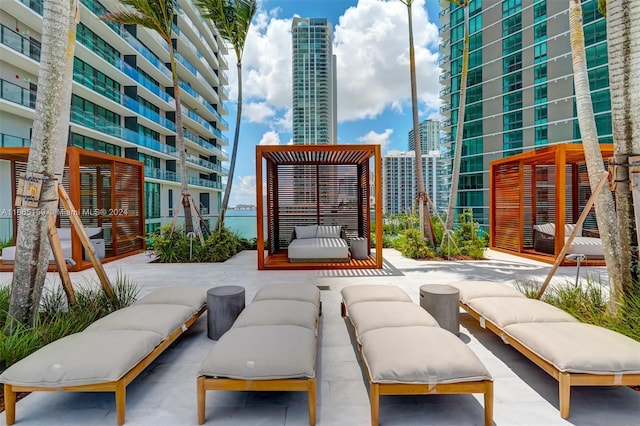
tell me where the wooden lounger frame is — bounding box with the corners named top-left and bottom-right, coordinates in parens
top-left (197, 376), bottom-right (317, 425)
top-left (343, 305), bottom-right (493, 426)
top-left (459, 300), bottom-right (640, 418)
top-left (4, 305), bottom-right (206, 426)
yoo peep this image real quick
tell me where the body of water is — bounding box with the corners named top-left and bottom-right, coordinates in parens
top-left (224, 210), bottom-right (260, 240)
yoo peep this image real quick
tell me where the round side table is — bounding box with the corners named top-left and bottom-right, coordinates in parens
top-left (419, 284), bottom-right (460, 335)
top-left (207, 285), bottom-right (245, 340)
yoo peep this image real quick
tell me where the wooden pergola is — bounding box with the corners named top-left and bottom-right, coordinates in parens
top-left (256, 144), bottom-right (383, 270)
top-left (0, 146), bottom-right (145, 271)
top-left (490, 143), bottom-right (613, 265)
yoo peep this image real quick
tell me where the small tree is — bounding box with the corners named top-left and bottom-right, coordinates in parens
top-left (197, 0), bottom-right (257, 230)
top-left (104, 0), bottom-right (195, 234)
top-left (8, 0), bottom-right (78, 327)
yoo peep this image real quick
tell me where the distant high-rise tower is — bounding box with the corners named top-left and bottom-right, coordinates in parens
top-left (408, 119), bottom-right (441, 154)
top-left (292, 17), bottom-right (337, 145)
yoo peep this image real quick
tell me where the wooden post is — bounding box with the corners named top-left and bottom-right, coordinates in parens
top-left (57, 185), bottom-right (114, 300)
top-left (188, 196), bottom-right (205, 245)
top-left (536, 171), bottom-right (609, 299)
top-left (47, 214), bottom-right (76, 306)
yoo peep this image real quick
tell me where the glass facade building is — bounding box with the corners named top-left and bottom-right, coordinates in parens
top-left (439, 0), bottom-right (611, 229)
top-left (0, 0), bottom-right (229, 237)
top-left (408, 119), bottom-right (441, 154)
top-left (291, 17), bottom-right (337, 145)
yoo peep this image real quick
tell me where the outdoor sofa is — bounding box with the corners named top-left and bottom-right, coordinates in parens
top-left (197, 283), bottom-right (320, 425)
top-left (287, 225), bottom-right (350, 263)
top-left (340, 284), bottom-right (494, 426)
top-left (532, 223), bottom-right (603, 258)
top-left (448, 280), bottom-right (640, 419)
top-left (0, 286), bottom-right (208, 425)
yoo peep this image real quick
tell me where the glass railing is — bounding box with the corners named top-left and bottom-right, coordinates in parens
top-left (178, 80), bottom-right (228, 127)
top-left (182, 106), bottom-right (213, 133)
top-left (122, 128), bottom-right (178, 156)
top-left (73, 68), bottom-right (122, 103)
top-left (120, 29), bottom-right (172, 80)
top-left (210, 127), bottom-right (228, 143)
top-left (187, 176), bottom-right (225, 190)
top-left (76, 27), bottom-right (119, 67)
top-left (1, 133), bottom-right (30, 147)
top-left (182, 129), bottom-right (228, 159)
top-left (0, 78), bottom-right (35, 108)
top-left (119, 60), bottom-right (174, 105)
top-left (80, 0), bottom-right (121, 34)
top-left (122, 94), bottom-right (176, 131)
top-left (145, 167), bottom-right (178, 182)
top-left (175, 52), bottom-right (198, 77)
top-left (71, 106), bottom-right (122, 138)
top-left (19, 0), bottom-right (43, 15)
top-left (1, 24), bottom-right (40, 61)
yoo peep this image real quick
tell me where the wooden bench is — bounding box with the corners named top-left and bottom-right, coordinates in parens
top-left (1, 286), bottom-right (208, 426)
top-left (448, 281), bottom-right (640, 419)
top-left (341, 285), bottom-right (493, 426)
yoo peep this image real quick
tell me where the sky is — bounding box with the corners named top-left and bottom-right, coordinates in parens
top-left (224, 0), bottom-right (444, 206)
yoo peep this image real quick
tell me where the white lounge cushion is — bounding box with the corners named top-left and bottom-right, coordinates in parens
top-left (288, 237), bottom-right (349, 259)
top-left (447, 281), bottom-right (526, 303)
top-left (295, 225), bottom-right (318, 239)
top-left (341, 285), bottom-right (412, 309)
top-left (253, 283), bottom-right (321, 308)
top-left (316, 225), bottom-right (341, 238)
top-left (0, 330), bottom-right (162, 387)
top-left (361, 326), bottom-right (492, 384)
top-left (85, 304), bottom-right (194, 338)
top-left (533, 223), bottom-right (555, 236)
top-left (503, 322), bottom-right (640, 374)
top-left (566, 236), bottom-right (603, 257)
top-left (136, 286), bottom-right (207, 311)
top-left (232, 300), bottom-right (318, 330)
top-left (199, 325), bottom-right (316, 380)
top-left (349, 302), bottom-right (439, 340)
top-left (467, 297), bottom-right (578, 328)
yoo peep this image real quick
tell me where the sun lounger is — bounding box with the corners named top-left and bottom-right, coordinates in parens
top-left (448, 281), bottom-right (640, 418)
top-left (197, 283), bottom-right (320, 425)
top-left (340, 285), bottom-right (493, 426)
top-left (0, 286), bottom-right (208, 426)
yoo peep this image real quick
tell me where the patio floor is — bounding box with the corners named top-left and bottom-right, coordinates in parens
top-left (0, 249), bottom-right (638, 425)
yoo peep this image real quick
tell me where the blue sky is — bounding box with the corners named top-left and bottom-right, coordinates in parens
top-left (224, 0), bottom-right (443, 206)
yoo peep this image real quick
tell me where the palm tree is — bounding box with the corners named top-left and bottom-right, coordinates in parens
top-left (399, 0), bottom-right (434, 244)
top-left (197, 0), bottom-right (257, 231)
top-left (444, 0), bottom-right (471, 234)
top-left (602, 0), bottom-right (639, 293)
top-left (104, 0), bottom-right (194, 234)
top-left (568, 0), bottom-right (624, 307)
top-left (8, 0), bottom-right (79, 327)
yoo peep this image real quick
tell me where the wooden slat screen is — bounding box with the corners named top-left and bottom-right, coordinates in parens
top-left (535, 165), bottom-right (556, 225)
top-left (522, 164), bottom-right (534, 248)
top-left (112, 163), bottom-right (143, 255)
top-left (358, 161), bottom-right (369, 240)
top-left (267, 160), bottom-right (278, 254)
top-left (493, 163), bottom-right (521, 251)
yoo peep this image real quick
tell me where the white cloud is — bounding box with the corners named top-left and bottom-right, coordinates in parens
top-left (258, 130), bottom-right (281, 145)
top-left (334, 0), bottom-right (441, 121)
top-left (244, 102), bottom-right (276, 123)
top-left (357, 128), bottom-right (394, 150)
top-left (229, 175), bottom-right (258, 206)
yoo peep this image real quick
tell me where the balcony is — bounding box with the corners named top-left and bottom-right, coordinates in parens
top-left (145, 167), bottom-right (179, 182)
top-left (1, 133), bottom-right (30, 148)
top-left (440, 86), bottom-right (451, 97)
top-left (120, 29), bottom-right (173, 81)
top-left (438, 54), bottom-right (450, 67)
top-left (73, 67), bottom-right (121, 103)
top-left (439, 39), bottom-right (450, 50)
top-left (79, 0), bottom-right (121, 34)
top-left (123, 95), bottom-right (176, 131)
top-left (0, 78), bottom-right (35, 109)
top-left (439, 71), bottom-right (451, 82)
top-left (183, 129), bottom-right (228, 159)
top-left (439, 23), bottom-right (450, 34)
top-left (187, 176), bottom-right (225, 190)
top-left (119, 60), bottom-right (175, 106)
top-left (440, 103), bottom-right (451, 113)
top-left (1, 24), bottom-right (40, 61)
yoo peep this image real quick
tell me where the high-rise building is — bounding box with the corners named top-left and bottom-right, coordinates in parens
top-left (408, 119), bottom-right (441, 154)
top-left (439, 0), bottom-right (611, 229)
top-left (382, 151), bottom-right (441, 215)
top-left (0, 0), bottom-right (229, 239)
top-left (291, 17), bottom-right (337, 145)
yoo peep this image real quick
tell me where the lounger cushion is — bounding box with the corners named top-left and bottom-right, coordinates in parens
top-left (503, 322), bottom-right (640, 374)
top-left (200, 325), bottom-right (316, 380)
top-left (467, 297), bottom-right (578, 328)
top-left (0, 330), bottom-right (162, 387)
top-left (348, 302), bottom-right (439, 339)
top-left (232, 300), bottom-right (318, 330)
top-left (85, 304), bottom-right (194, 338)
top-left (135, 286), bottom-right (207, 311)
top-left (361, 326), bottom-right (492, 384)
top-left (288, 238), bottom-right (349, 260)
top-left (341, 285), bottom-right (412, 309)
top-left (447, 281), bottom-right (526, 303)
top-left (253, 283), bottom-right (321, 307)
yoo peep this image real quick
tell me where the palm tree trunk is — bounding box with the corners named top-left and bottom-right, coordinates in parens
top-left (169, 43), bottom-right (193, 234)
top-left (606, 0), bottom-right (639, 292)
top-left (216, 62), bottom-right (243, 231)
top-left (8, 0), bottom-right (77, 328)
top-left (569, 0), bottom-right (623, 308)
top-left (405, 0), bottom-right (434, 244)
top-left (445, 2), bottom-right (469, 232)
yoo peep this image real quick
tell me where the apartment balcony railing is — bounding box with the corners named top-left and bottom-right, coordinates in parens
top-left (439, 23), bottom-right (450, 34)
top-left (122, 94), bottom-right (176, 131)
top-left (440, 86), bottom-right (451, 97)
top-left (145, 167), bottom-right (179, 182)
top-left (179, 80), bottom-right (228, 127)
top-left (79, 0), bottom-right (121, 34)
top-left (0, 78), bottom-right (35, 109)
top-left (440, 103), bottom-right (451, 113)
top-left (1, 24), bottom-right (41, 61)
top-left (187, 176), bottom-right (225, 190)
top-left (439, 8), bottom-right (450, 17)
top-left (182, 105), bottom-right (228, 143)
top-left (439, 55), bottom-right (450, 67)
top-left (119, 29), bottom-right (173, 80)
top-left (175, 51), bottom-right (218, 92)
top-left (19, 0), bottom-right (43, 15)
top-left (183, 129), bottom-right (228, 159)
top-left (1, 133), bottom-right (30, 148)
top-left (439, 39), bottom-right (450, 50)
top-left (73, 67), bottom-right (121, 103)
top-left (119, 60), bottom-right (175, 105)
top-left (439, 71), bottom-right (451, 82)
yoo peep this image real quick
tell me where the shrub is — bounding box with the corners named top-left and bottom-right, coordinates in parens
top-left (394, 228), bottom-right (436, 259)
top-left (0, 237), bottom-right (13, 251)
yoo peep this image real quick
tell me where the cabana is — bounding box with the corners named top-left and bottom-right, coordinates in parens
top-left (490, 143), bottom-right (613, 265)
top-left (256, 144), bottom-right (383, 270)
top-left (0, 146), bottom-right (145, 271)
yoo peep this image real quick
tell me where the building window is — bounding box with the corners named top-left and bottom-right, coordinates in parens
top-left (502, 0), bottom-right (522, 17)
top-left (534, 1), bottom-right (546, 22)
top-left (502, 14), bottom-right (521, 36)
top-left (503, 92), bottom-right (522, 111)
top-left (588, 66), bottom-right (609, 90)
top-left (534, 63), bottom-right (547, 83)
top-left (534, 105), bottom-right (548, 124)
top-left (534, 84), bottom-right (547, 104)
top-left (535, 126), bottom-right (548, 146)
top-left (586, 43), bottom-right (608, 68)
top-left (534, 22), bottom-right (546, 42)
top-left (145, 182), bottom-right (161, 219)
top-left (591, 89), bottom-right (611, 113)
top-left (503, 73), bottom-right (522, 92)
top-left (503, 111), bottom-right (523, 130)
top-left (534, 42), bottom-right (547, 63)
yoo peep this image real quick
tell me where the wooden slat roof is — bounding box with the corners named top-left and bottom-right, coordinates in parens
top-left (258, 144), bottom-right (377, 165)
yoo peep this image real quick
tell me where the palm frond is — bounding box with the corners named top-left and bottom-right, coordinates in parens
top-left (102, 0), bottom-right (175, 42)
top-left (197, 0), bottom-right (257, 60)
